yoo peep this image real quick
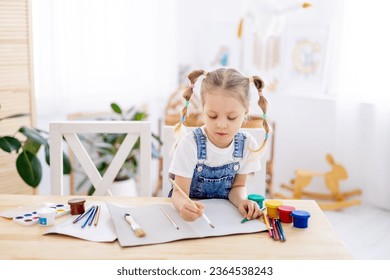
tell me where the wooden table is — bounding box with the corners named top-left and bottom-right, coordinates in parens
top-left (0, 194), bottom-right (351, 260)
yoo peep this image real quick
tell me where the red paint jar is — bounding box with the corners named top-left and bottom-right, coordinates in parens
top-left (68, 198), bottom-right (86, 215)
top-left (277, 205), bottom-right (296, 223)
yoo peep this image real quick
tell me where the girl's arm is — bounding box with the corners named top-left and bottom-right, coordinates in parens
top-left (228, 174), bottom-right (263, 220)
top-left (171, 175), bottom-right (204, 221)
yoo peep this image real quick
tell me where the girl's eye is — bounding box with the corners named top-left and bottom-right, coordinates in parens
top-left (208, 115), bottom-right (217, 119)
top-left (228, 117), bottom-right (237, 121)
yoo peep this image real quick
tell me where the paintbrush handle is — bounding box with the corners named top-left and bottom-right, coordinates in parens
top-left (124, 214), bottom-right (146, 237)
top-left (170, 178), bottom-right (196, 207)
top-left (170, 178), bottom-right (214, 229)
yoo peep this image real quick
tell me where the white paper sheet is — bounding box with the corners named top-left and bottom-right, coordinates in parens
top-left (44, 202), bottom-right (117, 242)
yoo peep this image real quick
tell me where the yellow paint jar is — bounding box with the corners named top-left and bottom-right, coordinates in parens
top-left (265, 200), bottom-right (283, 218)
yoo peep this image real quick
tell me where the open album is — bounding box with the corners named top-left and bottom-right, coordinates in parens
top-left (106, 199), bottom-right (267, 247)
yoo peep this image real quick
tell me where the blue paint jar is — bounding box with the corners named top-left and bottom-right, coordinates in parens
top-left (291, 210), bottom-right (311, 228)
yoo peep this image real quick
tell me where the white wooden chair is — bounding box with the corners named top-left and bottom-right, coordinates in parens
top-left (161, 126), bottom-right (267, 197)
top-left (50, 121), bottom-right (152, 196)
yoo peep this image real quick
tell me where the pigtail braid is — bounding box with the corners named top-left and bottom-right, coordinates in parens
top-left (252, 76), bottom-right (270, 152)
top-left (173, 70), bottom-right (204, 136)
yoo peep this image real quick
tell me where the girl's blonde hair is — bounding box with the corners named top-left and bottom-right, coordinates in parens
top-left (174, 68), bottom-right (270, 152)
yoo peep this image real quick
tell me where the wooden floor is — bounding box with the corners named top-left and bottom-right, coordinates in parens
top-left (324, 202), bottom-right (390, 259)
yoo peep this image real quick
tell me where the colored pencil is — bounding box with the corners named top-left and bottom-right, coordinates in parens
top-left (169, 178), bottom-right (215, 229)
top-left (242, 207), bottom-right (265, 223)
top-left (161, 207), bottom-right (179, 230)
top-left (88, 206), bottom-right (98, 226)
top-left (275, 219), bottom-right (286, 242)
top-left (81, 206), bottom-right (96, 228)
top-left (72, 205), bottom-right (94, 224)
top-left (271, 218), bottom-right (280, 241)
top-left (263, 214), bottom-right (273, 238)
top-left (94, 205), bottom-right (101, 226)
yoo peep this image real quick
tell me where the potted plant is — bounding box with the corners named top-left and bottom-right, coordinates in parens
top-left (0, 105), bottom-right (71, 189)
top-left (74, 102), bottom-right (162, 195)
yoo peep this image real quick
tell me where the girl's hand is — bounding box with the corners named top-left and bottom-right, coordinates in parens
top-left (237, 199), bottom-right (263, 220)
top-left (179, 200), bottom-right (204, 221)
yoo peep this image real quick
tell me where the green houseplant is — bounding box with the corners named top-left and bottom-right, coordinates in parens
top-left (74, 102), bottom-right (162, 195)
top-left (0, 105), bottom-right (71, 188)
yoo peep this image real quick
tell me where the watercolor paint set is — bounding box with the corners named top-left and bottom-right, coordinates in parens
top-left (12, 203), bottom-right (70, 226)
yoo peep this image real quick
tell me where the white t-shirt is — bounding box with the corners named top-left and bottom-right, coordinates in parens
top-left (169, 127), bottom-right (261, 178)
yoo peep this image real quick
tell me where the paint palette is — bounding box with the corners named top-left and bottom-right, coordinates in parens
top-left (12, 204), bottom-right (70, 226)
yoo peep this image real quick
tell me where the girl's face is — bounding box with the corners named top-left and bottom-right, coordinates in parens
top-left (202, 91), bottom-right (247, 148)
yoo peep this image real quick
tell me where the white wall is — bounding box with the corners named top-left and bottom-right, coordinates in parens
top-left (32, 0), bottom-right (390, 209)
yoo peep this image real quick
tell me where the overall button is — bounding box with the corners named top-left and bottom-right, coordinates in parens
top-left (233, 164), bottom-right (239, 171)
top-left (197, 166), bottom-right (203, 172)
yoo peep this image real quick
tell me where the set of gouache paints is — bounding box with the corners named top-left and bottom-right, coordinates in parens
top-left (248, 194), bottom-right (311, 228)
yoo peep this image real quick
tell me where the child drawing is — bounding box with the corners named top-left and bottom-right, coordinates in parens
top-left (169, 68), bottom-right (270, 222)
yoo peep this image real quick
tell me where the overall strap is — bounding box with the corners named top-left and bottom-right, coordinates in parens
top-left (193, 128), bottom-right (207, 160)
top-left (233, 132), bottom-right (246, 158)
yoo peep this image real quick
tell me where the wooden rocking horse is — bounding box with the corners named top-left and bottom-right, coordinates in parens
top-left (276, 154), bottom-right (362, 210)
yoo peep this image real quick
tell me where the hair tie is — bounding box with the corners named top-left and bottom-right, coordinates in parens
top-left (203, 71), bottom-right (208, 77)
top-left (258, 89), bottom-right (263, 97)
top-left (184, 100), bottom-right (190, 107)
top-left (180, 116), bottom-right (186, 123)
top-left (263, 113), bottom-right (267, 120)
top-left (249, 76), bottom-right (254, 83)
top-left (265, 133), bottom-right (269, 140)
top-left (188, 83), bottom-right (194, 89)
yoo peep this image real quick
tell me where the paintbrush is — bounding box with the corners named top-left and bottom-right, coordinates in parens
top-left (169, 178), bottom-right (215, 229)
top-left (124, 213), bottom-right (146, 237)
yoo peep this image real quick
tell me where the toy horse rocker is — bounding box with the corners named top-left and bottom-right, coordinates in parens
top-left (277, 154), bottom-right (362, 210)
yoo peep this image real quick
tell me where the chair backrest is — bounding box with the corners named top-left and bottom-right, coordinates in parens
top-left (161, 125), bottom-right (266, 197)
top-left (50, 121), bottom-right (152, 196)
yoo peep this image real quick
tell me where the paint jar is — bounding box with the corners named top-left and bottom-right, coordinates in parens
top-left (265, 199), bottom-right (283, 218)
top-left (68, 198), bottom-right (86, 215)
top-left (37, 207), bottom-right (56, 226)
top-left (278, 205), bottom-right (296, 223)
top-left (291, 210), bottom-right (311, 228)
top-left (247, 194), bottom-right (265, 208)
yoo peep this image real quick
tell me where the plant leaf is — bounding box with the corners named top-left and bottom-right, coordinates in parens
top-left (19, 127), bottom-right (47, 145)
top-left (88, 186), bottom-right (95, 196)
top-left (111, 103), bottom-right (122, 114)
top-left (24, 138), bottom-right (41, 155)
top-left (0, 113), bottom-right (29, 122)
top-left (16, 150), bottom-right (42, 188)
top-left (0, 136), bottom-right (22, 153)
top-left (133, 112), bottom-right (146, 121)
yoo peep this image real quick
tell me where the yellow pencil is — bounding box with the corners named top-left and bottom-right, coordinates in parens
top-left (94, 205), bottom-right (101, 226)
top-left (169, 178), bottom-right (215, 229)
top-left (263, 213), bottom-right (273, 238)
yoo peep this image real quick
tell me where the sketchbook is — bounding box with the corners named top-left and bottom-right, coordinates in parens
top-left (106, 199), bottom-right (267, 247)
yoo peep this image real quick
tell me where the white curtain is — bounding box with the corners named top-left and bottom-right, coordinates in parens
top-left (31, 0), bottom-right (178, 195)
top-left (336, 0), bottom-right (390, 209)
top-left (32, 0), bottom-right (178, 116)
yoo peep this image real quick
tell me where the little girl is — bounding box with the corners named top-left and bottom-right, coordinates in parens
top-left (169, 68), bottom-right (270, 222)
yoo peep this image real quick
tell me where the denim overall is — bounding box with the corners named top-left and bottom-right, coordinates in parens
top-left (169, 128), bottom-right (246, 199)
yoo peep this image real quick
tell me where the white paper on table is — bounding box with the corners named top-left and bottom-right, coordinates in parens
top-left (44, 202), bottom-right (117, 242)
